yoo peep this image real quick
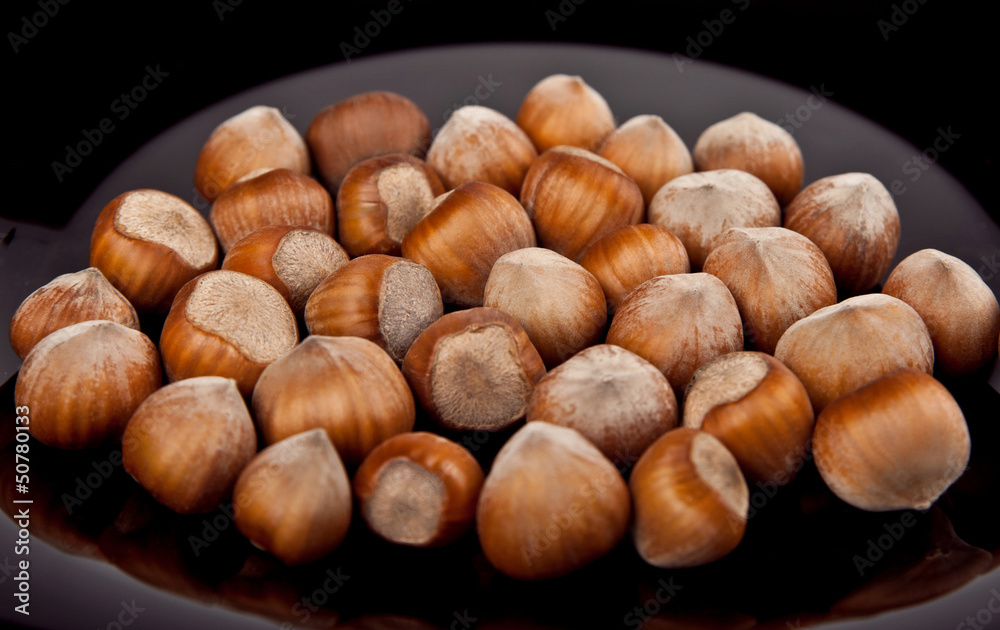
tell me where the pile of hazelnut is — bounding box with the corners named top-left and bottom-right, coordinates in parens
top-left (10, 74), bottom-right (1000, 580)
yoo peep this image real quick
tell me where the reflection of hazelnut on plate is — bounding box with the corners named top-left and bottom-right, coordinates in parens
top-left (307, 91), bottom-right (431, 192)
top-left (647, 169), bottom-right (781, 270)
top-left (427, 105), bottom-right (537, 195)
top-left (9, 267), bottom-right (138, 359)
top-left (353, 431), bottom-right (484, 547)
top-left (607, 273), bottom-right (743, 401)
top-left (210, 167), bottom-right (335, 253)
top-left (526, 344), bottom-right (677, 463)
top-left (15, 321), bottom-right (161, 449)
top-left (630, 427), bottom-right (749, 568)
top-left (402, 307), bottom-right (545, 432)
top-left (336, 154), bottom-right (445, 257)
top-left (476, 422), bottom-right (630, 580)
top-left (784, 172), bottom-right (900, 295)
top-left (882, 248), bottom-right (1000, 377)
top-left (702, 226), bottom-right (837, 353)
top-left (597, 114), bottom-right (694, 206)
top-left (516, 74), bottom-right (616, 152)
top-left (813, 368), bottom-right (971, 512)
top-left (484, 247), bottom-right (607, 367)
top-left (693, 111), bottom-right (804, 206)
top-left (774, 293), bottom-right (933, 413)
top-left (306, 254), bottom-right (443, 363)
top-left (520, 146), bottom-right (644, 262)
top-left (221, 225), bottom-right (349, 315)
top-left (683, 351), bottom-right (814, 485)
top-left (90, 189), bottom-right (219, 312)
top-left (194, 105), bottom-right (310, 201)
top-left (579, 224), bottom-right (690, 315)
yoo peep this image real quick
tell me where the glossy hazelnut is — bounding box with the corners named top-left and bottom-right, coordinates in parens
top-left (159, 270), bottom-right (299, 397)
top-left (784, 172), bottom-right (900, 295)
top-left (252, 335), bottom-right (415, 467)
top-left (353, 431), bottom-right (485, 547)
top-left (194, 105), bottom-right (310, 202)
top-left (90, 189), bottom-right (219, 312)
top-left (630, 427), bottom-right (749, 568)
top-left (606, 273), bottom-right (744, 401)
top-left (221, 225), bottom-right (349, 315)
top-left (702, 227), bottom-right (837, 353)
top-left (647, 169), bottom-right (781, 270)
top-left (14, 320), bottom-right (161, 449)
top-left (813, 368), bottom-right (970, 511)
top-left (692, 111), bottom-right (804, 206)
top-left (579, 224), bottom-right (690, 315)
top-left (526, 344), bottom-right (677, 463)
top-left (233, 429), bottom-right (352, 565)
top-left (336, 154), bottom-right (445, 257)
top-left (427, 105), bottom-right (537, 195)
top-left (597, 114), bottom-right (694, 206)
top-left (305, 254), bottom-right (443, 362)
top-left (122, 377), bottom-right (257, 514)
top-left (307, 91), bottom-right (431, 192)
top-left (683, 351), bottom-right (814, 485)
top-left (402, 307), bottom-right (546, 432)
top-left (774, 293), bottom-right (934, 413)
top-left (515, 74), bottom-right (616, 152)
top-left (520, 146), bottom-right (644, 262)
top-left (9, 267), bottom-right (138, 360)
top-left (484, 247), bottom-right (607, 367)
top-left (401, 181), bottom-right (536, 307)
top-left (476, 422), bottom-right (630, 580)
top-left (209, 167), bottom-right (335, 253)
top-left (882, 248), bottom-right (1000, 377)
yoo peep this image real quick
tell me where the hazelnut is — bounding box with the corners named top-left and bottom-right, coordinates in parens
top-left (427, 105), bottom-right (538, 195)
top-left (306, 91), bottom-right (431, 192)
top-left (692, 111), bottom-right (804, 206)
top-left (221, 225), bottom-right (349, 315)
top-left (520, 146), bottom-right (644, 262)
top-left (578, 223), bottom-right (690, 315)
top-left (784, 172), bottom-right (900, 295)
top-left (882, 248), bottom-right (1000, 377)
top-left (476, 422), bottom-right (630, 580)
top-left (252, 335), bottom-right (415, 467)
top-left (336, 154), bottom-right (446, 257)
top-left (813, 368), bottom-right (970, 511)
top-left (683, 351), bottom-right (814, 485)
top-left (9, 267), bottom-right (138, 360)
top-left (353, 431), bottom-right (484, 547)
top-left (14, 320), bottom-right (161, 449)
top-left (402, 307), bottom-right (546, 432)
top-left (400, 181), bottom-right (536, 307)
top-left (122, 377), bottom-right (257, 514)
top-left (702, 227), bottom-right (837, 353)
top-left (606, 273), bottom-right (744, 401)
top-left (233, 429), bottom-right (352, 565)
top-left (90, 189), bottom-right (219, 312)
top-left (597, 114), bottom-right (694, 206)
top-left (209, 167), bottom-right (335, 253)
top-left (305, 254), bottom-right (443, 363)
top-left (484, 247), bottom-right (607, 367)
top-left (630, 427), bottom-right (749, 568)
top-left (647, 169), bottom-right (781, 270)
top-left (194, 105), bottom-right (310, 202)
top-left (526, 344), bottom-right (678, 463)
top-left (773, 293), bottom-right (934, 412)
top-left (515, 74), bottom-right (616, 152)
top-left (159, 270), bottom-right (299, 398)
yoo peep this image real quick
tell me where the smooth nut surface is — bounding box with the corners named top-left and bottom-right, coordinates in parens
top-left (597, 114), bottom-right (694, 206)
top-left (515, 74), bottom-right (616, 152)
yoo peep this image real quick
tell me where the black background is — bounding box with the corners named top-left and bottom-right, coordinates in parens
top-left (3, 0), bottom-right (995, 227)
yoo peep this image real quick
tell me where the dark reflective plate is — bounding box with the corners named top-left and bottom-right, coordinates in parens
top-left (2, 43), bottom-right (999, 630)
